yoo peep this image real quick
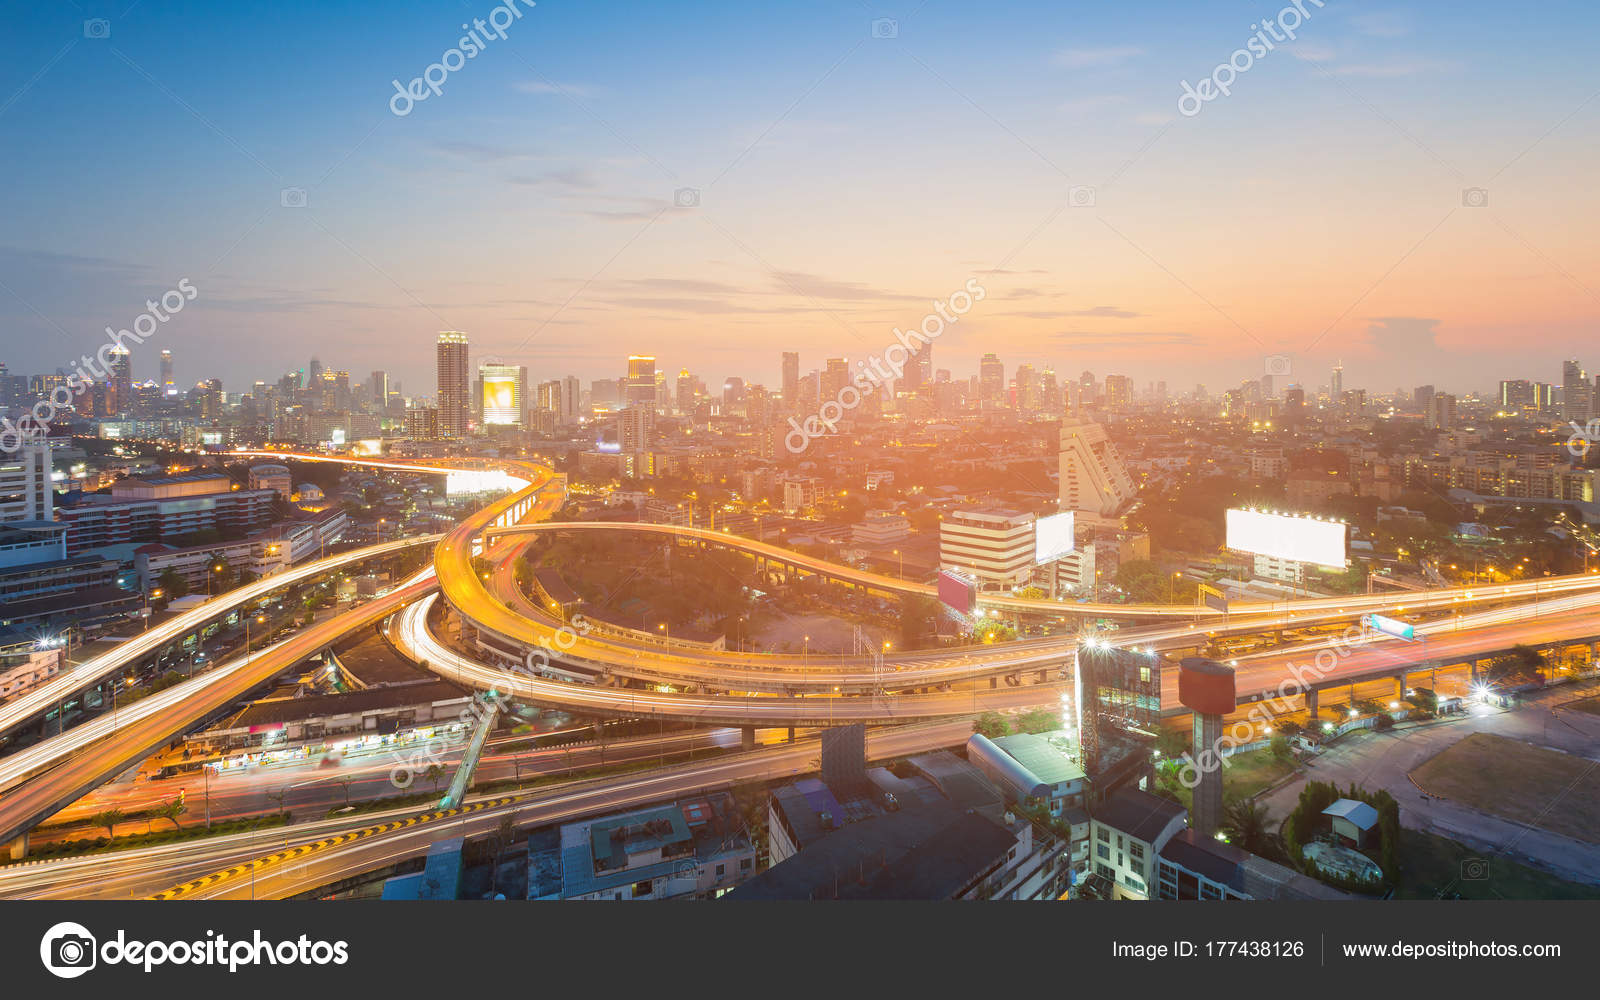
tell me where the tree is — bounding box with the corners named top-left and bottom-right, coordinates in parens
top-left (1269, 734), bottom-right (1293, 759)
top-left (157, 568), bottom-right (189, 600)
top-left (973, 712), bottom-right (1009, 739)
top-left (154, 797), bottom-right (187, 830)
top-left (425, 763), bottom-right (445, 795)
top-left (1014, 708), bottom-right (1058, 734)
top-left (1223, 799), bottom-right (1272, 856)
top-left (1156, 729), bottom-right (1190, 759)
top-left (91, 808), bottom-right (126, 841)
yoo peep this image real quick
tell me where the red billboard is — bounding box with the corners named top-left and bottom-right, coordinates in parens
top-left (937, 570), bottom-right (977, 616)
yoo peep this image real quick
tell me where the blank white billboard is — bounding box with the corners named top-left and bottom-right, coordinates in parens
top-left (1035, 511), bottom-right (1076, 564)
top-left (1226, 508), bottom-right (1346, 568)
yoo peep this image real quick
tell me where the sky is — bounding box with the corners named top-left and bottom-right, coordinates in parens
top-left (1, 0), bottom-right (1597, 400)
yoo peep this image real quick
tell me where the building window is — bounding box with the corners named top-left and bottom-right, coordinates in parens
top-left (1096, 827), bottom-right (1109, 843)
top-left (1097, 843), bottom-right (1109, 860)
top-left (1129, 841), bottom-right (1144, 861)
top-left (715, 863), bottom-right (725, 879)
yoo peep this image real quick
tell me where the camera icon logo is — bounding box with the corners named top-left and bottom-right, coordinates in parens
top-left (1461, 187), bottom-right (1488, 208)
top-left (871, 18), bottom-right (898, 38)
top-left (280, 187), bottom-right (308, 209)
top-left (1068, 185), bottom-right (1097, 207)
top-left (1264, 354), bottom-right (1292, 377)
top-left (1459, 858), bottom-right (1490, 880)
top-left (673, 187), bottom-right (700, 208)
top-left (83, 19), bottom-right (111, 39)
top-left (40, 922), bottom-right (97, 979)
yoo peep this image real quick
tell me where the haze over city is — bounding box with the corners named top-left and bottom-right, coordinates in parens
top-left (3, 0), bottom-right (1597, 395)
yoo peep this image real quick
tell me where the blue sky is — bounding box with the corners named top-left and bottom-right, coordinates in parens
top-left (1, 0), bottom-right (1597, 397)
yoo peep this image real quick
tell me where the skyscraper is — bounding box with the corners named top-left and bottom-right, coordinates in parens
top-left (1329, 362), bottom-right (1343, 401)
top-left (979, 353), bottom-right (1004, 403)
top-left (781, 351), bottom-right (799, 408)
top-left (1563, 359), bottom-right (1590, 422)
top-left (160, 349), bottom-right (175, 392)
top-left (108, 344), bottom-right (133, 413)
top-left (625, 355), bottom-right (657, 410)
top-left (676, 368), bottom-right (696, 415)
top-left (436, 331), bottom-right (470, 439)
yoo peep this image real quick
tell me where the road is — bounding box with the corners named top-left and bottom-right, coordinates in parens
top-left (0, 534), bottom-right (438, 740)
top-left (0, 575), bottom-right (439, 847)
top-left (164, 718), bottom-right (978, 900)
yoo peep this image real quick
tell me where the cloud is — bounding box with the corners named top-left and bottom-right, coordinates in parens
top-left (507, 167), bottom-right (599, 189)
top-left (1351, 12), bottom-right (1412, 37)
top-left (1332, 58), bottom-right (1457, 78)
top-left (1054, 46), bottom-right (1143, 69)
top-left (1059, 94), bottom-right (1130, 113)
top-left (431, 140), bottom-right (536, 162)
top-left (768, 271), bottom-right (900, 302)
top-left (1050, 330), bottom-right (1195, 347)
top-left (515, 80), bottom-right (599, 98)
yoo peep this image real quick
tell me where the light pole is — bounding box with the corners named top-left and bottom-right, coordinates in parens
top-left (143, 587), bottom-right (163, 632)
top-left (893, 548), bottom-right (902, 579)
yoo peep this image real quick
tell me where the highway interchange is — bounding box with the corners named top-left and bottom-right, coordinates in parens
top-left (1, 450), bottom-right (1597, 897)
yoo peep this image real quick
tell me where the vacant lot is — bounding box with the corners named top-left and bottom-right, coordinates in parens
top-left (1161, 748), bottom-right (1299, 812)
top-left (1410, 732), bottom-right (1600, 844)
top-left (1394, 829), bottom-right (1600, 900)
top-left (1565, 696), bottom-right (1600, 717)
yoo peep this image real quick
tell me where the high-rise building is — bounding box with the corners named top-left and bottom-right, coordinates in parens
top-left (0, 440), bottom-right (52, 523)
top-left (478, 362), bottom-right (526, 427)
top-left (1103, 374), bottom-right (1132, 410)
top-left (1562, 359), bottom-right (1590, 422)
top-left (436, 332), bottom-right (470, 438)
top-left (1413, 385), bottom-right (1434, 414)
top-left (160, 349), bottom-right (175, 392)
top-left (619, 404), bottom-right (654, 452)
top-left (107, 344), bottom-right (133, 413)
top-left (562, 375), bottom-right (581, 424)
top-left (1499, 379), bottom-right (1535, 412)
top-left (1427, 392), bottom-right (1456, 430)
top-left (1059, 418), bottom-right (1137, 519)
top-left (676, 368), bottom-right (696, 415)
top-left (625, 355), bottom-right (657, 410)
top-left (781, 352), bottom-right (799, 409)
top-left (370, 370), bottom-right (390, 410)
top-left (1329, 362), bottom-right (1343, 401)
top-left (822, 358), bottom-right (849, 402)
top-left (979, 353), bottom-right (1005, 403)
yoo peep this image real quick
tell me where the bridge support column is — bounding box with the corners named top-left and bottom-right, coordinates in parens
top-left (1394, 673), bottom-right (1407, 701)
top-left (786, 726), bottom-right (795, 743)
top-left (6, 832), bottom-right (27, 860)
top-left (741, 727), bottom-right (756, 751)
top-left (1305, 687), bottom-right (1319, 719)
top-left (989, 676), bottom-right (997, 689)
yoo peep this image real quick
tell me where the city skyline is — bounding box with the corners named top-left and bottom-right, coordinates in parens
top-left (2, 1), bottom-right (1597, 395)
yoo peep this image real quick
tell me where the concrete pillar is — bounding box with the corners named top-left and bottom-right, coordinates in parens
top-left (1191, 713), bottom-right (1224, 839)
top-left (741, 727), bottom-right (756, 751)
top-left (7, 832), bottom-right (27, 860)
top-left (1394, 673), bottom-right (1406, 701)
top-left (1305, 687), bottom-right (1319, 718)
top-left (786, 727), bottom-right (795, 743)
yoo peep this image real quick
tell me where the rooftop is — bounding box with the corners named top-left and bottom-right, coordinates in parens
top-left (1093, 788), bottom-right (1187, 844)
top-left (990, 732), bottom-right (1087, 786)
top-left (1322, 798), bottom-right (1380, 830)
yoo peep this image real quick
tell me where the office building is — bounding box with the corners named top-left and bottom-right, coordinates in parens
top-left (1058, 418), bottom-right (1137, 519)
top-left (781, 351), bottom-right (799, 408)
top-left (436, 332), bottom-right (470, 439)
top-left (939, 507), bottom-right (1036, 590)
top-left (1563, 359), bottom-right (1591, 422)
top-left (0, 441), bottom-right (53, 523)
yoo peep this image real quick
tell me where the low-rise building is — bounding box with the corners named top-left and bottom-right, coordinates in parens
top-left (1087, 788), bottom-right (1188, 900)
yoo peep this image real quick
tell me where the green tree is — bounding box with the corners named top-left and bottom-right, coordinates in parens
top-left (1223, 799), bottom-right (1273, 856)
top-left (973, 712), bottom-right (1010, 739)
top-left (154, 797), bottom-right (187, 830)
top-left (91, 808), bottom-right (126, 841)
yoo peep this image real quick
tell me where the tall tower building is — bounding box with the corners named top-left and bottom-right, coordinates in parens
top-left (160, 349), bottom-right (175, 392)
top-left (0, 440), bottom-right (52, 523)
top-left (821, 358), bottom-right (849, 401)
top-left (676, 368), bottom-right (696, 415)
top-left (781, 352), bottom-right (800, 409)
top-left (436, 332), bottom-right (470, 439)
top-left (1329, 361), bottom-right (1343, 401)
top-left (979, 353), bottom-right (1004, 402)
top-left (625, 355), bottom-right (657, 410)
top-left (108, 345), bottom-right (133, 413)
top-left (1059, 418), bottom-right (1137, 520)
top-left (1563, 359), bottom-right (1590, 422)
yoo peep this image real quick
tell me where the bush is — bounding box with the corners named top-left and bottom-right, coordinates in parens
top-left (1373, 714), bottom-right (1395, 731)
